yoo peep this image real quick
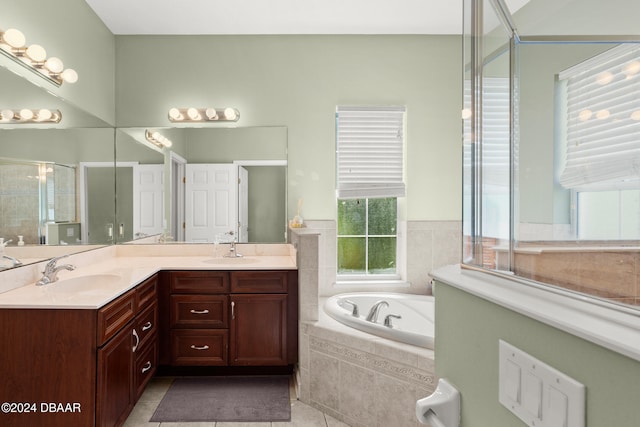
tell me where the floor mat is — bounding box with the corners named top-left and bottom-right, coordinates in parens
top-left (150, 375), bottom-right (291, 422)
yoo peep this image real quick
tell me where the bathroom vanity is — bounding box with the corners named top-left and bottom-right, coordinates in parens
top-left (0, 246), bottom-right (298, 427)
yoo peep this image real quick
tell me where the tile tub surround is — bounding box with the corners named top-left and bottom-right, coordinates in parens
top-left (299, 310), bottom-right (436, 427)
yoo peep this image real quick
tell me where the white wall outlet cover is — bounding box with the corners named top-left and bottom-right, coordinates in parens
top-left (498, 340), bottom-right (585, 427)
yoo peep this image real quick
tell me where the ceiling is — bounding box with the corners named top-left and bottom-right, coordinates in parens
top-left (84, 0), bottom-right (463, 35)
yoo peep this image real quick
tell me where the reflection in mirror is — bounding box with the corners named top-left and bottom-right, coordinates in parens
top-left (0, 64), bottom-right (115, 270)
top-left (116, 126), bottom-right (287, 244)
top-left (463, 0), bottom-right (640, 307)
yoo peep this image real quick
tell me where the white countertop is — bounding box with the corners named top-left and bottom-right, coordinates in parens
top-left (0, 244), bottom-right (297, 310)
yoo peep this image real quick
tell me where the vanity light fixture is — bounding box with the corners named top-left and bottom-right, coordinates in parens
top-left (0, 108), bottom-right (61, 124)
top-left (167, 107), bottom-right (240, 123)
top-left (0, 27), bottom-right (78, 86)
top-left (145, 130), bottom-right (173, 148)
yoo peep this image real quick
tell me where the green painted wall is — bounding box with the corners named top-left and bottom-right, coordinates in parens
top-left (115, 35), bottom-right (463, 221)
top-left (3, 0), bottom-right (116, 125)
top-left (434, 282), bottom-right (640, 426)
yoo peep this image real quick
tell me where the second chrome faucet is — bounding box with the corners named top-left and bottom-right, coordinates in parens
top-left (36, 255), bottom-right (76, 286)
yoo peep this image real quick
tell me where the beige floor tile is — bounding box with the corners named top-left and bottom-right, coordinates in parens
top-left (273, 400), bottom-right (327, 427)
top-left (325, 413), bottom-right (351, 427)
top-left (122, 399), bottom-right (160, 427)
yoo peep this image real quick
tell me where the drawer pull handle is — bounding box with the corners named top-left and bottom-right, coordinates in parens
top-left (141, 361), bottom-right (152, 373)
top-left (231, 301), bottom-right (235, 319)
top-left (142, 321), bottom-right (153, 331)
top-left (190, 344), bottom-right (210, 351)
top-left (190, 309), bottom-right (210, 314)
top-left (132, 329), bottom-right (140, 352)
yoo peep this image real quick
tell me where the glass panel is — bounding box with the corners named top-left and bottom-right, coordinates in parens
top-left (368, 198), bottom-right (397, 235)
top-left (338, 199), bottom-right (366, 235)
top-left (337, 237), bottom-right (366, 273)
top-left (368, 237), bottom-right (396, 273)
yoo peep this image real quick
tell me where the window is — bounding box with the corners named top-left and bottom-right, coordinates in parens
top-left (337, 197), bottom-right (397, 275)
top-left (336, 106), bottom-right (405, 279)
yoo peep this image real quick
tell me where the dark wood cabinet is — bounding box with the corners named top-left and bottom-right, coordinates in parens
top-left (230, 293), bottom-right (288, 365)
top-left (0, 274), bottom-right (158, 427)
top-left (164, 270), bottom-right (297, 368)
top-left (96, 320), bottom-right (135, 427)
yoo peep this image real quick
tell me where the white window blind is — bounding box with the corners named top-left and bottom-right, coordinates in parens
top-left (336, 106), bottom-right (406, 199)
top-left (559, 44), bottom-right (640, 191)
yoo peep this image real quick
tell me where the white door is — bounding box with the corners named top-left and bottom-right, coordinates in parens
top-left (133, 164), bottom-right (165, 238)
top-left (238, 166), bottom-right (249, 242)
top-left (185, 164), bottom-right (238, 243)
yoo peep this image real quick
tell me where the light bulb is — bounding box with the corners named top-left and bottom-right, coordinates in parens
top-left (45, 57), bottom-right (64, 73)
top-left (37, 109), bottom-right (52, 121)
top-left (61, 68), bottom-right (78, 83)
top-left (0, 109), bottom-right (14, 121)
top-left (578, 109), bottom-right (592, 122)
top-left (623, 61), bottom-right (640, 78)
top-left (162, 138), bottom-right (172, 148)
top-left (25, 44), bottom-right (46, 62)
top-left (168, 108), bottom-right (183, 121)
top-left (596, 109), bottom-right (610, 120)
top-left (187, 107), bottom-right (200, 120)
top-left (223, 108), bottom-right (237, 120)
top-left (461, 108), bottom-right (472, 119)
top-left (631, 111), bottom-right (640, 121)
top-left (596, 71), bottom-right (614, 85)
top-left (19, 109), bottom-right (34, 120)
top-left (205, 108), bottom-right (218, 120)
top-left (2, 28), bottom-right (26, 48)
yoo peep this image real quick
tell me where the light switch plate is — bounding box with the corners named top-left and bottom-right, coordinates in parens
top-left (499, 340), bottom-right (585, 427)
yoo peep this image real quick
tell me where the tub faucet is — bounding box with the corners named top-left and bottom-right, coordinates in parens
top-left (36, 255), bottom-right (76, 286)
top-left (384, 314), bottom-right (402, 328)
top-left (366, 300), bottom-right (389, 323)
top-left (343, 300), bottom-right (359, 317)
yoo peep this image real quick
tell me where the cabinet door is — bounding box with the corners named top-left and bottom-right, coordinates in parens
top-left (96, 323), bottom-right (134, 427)
top-left (230, 294), bottom-right (288, 366)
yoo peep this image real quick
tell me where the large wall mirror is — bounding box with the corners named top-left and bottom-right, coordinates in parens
top-left (0, 64), bottom-right (115, 270)
top-left (116, 126), bottom-right (288, 245)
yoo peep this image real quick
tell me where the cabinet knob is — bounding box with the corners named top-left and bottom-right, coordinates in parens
top-left (190, 344), bottom-right (210, 351)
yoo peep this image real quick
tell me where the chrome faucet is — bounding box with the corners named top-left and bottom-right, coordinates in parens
top-left (2, 254), bottom-right (22, 267)
top-left (222, 232), bottom-right (242, 258)
top-left (36, 255), bottom-right (76, 286)
top-left (366, 300), bottom-right (389, 323)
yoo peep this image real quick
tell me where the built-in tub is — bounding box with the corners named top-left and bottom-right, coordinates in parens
top-left (323, 292), bottom-right (434, 349)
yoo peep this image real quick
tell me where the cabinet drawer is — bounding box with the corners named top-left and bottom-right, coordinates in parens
top-left (136, 275), bottom-right (157, 312)
top-left (171, 330), bottom-right (228, 365)
top-left (136, 301), bottom-right (158, 349)
top-left (230, 271), bottom-right (289, 293)
top-left (171, 295), bottom-right (228, 328)
top-left (97, 290), bottom-right (136, 346)
top-left (134, 336), bottom-right (157, 400)
top-left (170, 271), bottom-right (229, 293)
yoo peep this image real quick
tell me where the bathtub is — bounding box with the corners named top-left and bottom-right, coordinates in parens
top-left (323, 292), bottom-right (434, 349)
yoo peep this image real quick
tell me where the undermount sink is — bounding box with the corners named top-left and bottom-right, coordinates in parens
top-left (44, 274), bottom-right (123, 293)
top-left (202, 257), bottom-right (258, 265)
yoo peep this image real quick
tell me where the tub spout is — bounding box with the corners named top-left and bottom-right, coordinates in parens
top-left (366, 300), bottom-right (389, 323)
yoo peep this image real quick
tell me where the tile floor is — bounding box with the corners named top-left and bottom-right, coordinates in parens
top-left (123, 377), bottom-right (351, 427)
